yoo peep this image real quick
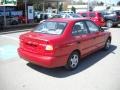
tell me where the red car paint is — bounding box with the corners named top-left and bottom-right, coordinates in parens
top-left (18, 16), bottom-right (27, 23)
top-left (18, 18), bottom-right (111, 68)
top-left (78, 11), bottom-right (106, 27)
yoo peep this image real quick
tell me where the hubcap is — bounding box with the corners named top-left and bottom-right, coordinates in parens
top-left (70, 54), bottom-right (79, 68)
top-left (107, 21), bottom-right (113, 28)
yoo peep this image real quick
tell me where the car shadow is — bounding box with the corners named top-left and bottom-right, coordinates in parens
top-left (102, 27), bottom-right (109, 30)
top-left (27, 45), bottom-right (117, 78)
top-left (112, 25), bottom-right (120, 28)
top-left (102, 25), bottom-right (120, 30)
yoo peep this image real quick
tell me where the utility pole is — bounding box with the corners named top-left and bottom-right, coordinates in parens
top-left (3, 6), bottom-right (6, 27)
top-left (24, 0), bottom-right (28, 24)
top-left (57, 0), bottom-right (59, 14)
top-left (88, 0), bottom-right (90, 11)
top-left (43, 0), bottom-right (45, 12)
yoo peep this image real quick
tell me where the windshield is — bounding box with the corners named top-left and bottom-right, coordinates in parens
top-left (34, 21), bottom-right (67, 35)
top-left (101, 11), bottom-right (116, 15)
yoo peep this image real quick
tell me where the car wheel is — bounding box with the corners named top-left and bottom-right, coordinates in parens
top-left (65, 51), bottom-right (80, 70)
top-left (113, 24), bottom-right (118, 27)
top-left (106, 20), bottom-right (113, 28)
top-left (34, 18), bottom-right (38, 23)
top-left (103, 39), bottom-right (111, 50)
top-left (11, 20), bottom-right (18, 25)
top-left (18, 19), bottom-right (22, 24)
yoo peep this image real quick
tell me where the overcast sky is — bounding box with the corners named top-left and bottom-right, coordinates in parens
top-left (100, 0), bottom-right (119, 4)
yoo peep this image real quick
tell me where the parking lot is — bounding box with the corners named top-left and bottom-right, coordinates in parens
top-left (0, 26), bottom-right (120, 90)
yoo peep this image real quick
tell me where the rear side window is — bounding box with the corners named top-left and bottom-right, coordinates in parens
top-left (89, 13), bottom-right (95, 17)
top-left (97, 13), bottom-right (104, 17)
top-left (82, 13), bottom-right (87, 17)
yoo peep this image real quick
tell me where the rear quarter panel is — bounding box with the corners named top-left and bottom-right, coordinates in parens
top-left (50, 21), bottom-right (79, 57)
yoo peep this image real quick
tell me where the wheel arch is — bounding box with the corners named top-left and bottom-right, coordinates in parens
top-left (65, 49), bottom-right (81, 70)
top-left (108, 36), bottom-right (111, 42)
top-left (71, 49), bottom-right (81, 57)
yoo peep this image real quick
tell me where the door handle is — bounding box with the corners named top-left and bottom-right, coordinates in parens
top-left (93, 37), bottom-right (96, 39)
top-left (76, 41), bottom-right (80, 44)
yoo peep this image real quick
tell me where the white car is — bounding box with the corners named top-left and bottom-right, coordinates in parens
top-left (61, 13), bottom-right (83, 18)
top-left (60, 11), bottom-right (74, 14)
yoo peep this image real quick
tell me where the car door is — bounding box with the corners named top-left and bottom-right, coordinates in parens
top-left (72, 21), bottom-right (97, 56)
top-left (85, 20), bottom-right (106, 50)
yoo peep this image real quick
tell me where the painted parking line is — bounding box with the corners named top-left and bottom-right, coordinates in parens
top-left (1, 35), bottom-right (19, 42)
top-left (0, 28), bottom-right (31, 35)
top-left (0, 45), bottom-right (18, 61)
top-left (0, 35), bottom-right (19, 61)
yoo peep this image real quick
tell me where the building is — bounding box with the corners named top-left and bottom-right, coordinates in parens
top-left (67, 5), bottom-right (88, 13)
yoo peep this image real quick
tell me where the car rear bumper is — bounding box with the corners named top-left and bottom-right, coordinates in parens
top-left (18, 48), bottom-right (68, 68)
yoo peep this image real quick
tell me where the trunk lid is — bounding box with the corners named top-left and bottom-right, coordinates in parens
top-left (19, 32), bottom-right (60, 55)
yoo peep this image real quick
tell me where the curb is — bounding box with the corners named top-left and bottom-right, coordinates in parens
top-left (0, 28), bottom-right (31, 35)
top-left (0, 23), bottom-right (39, 35)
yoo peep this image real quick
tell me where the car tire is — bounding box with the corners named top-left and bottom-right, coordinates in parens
top-left (34, 18), bottom-right (38, 23)
top-left (103, 39), bottom-right (111, 50)
top-left (113, 24), bottom-right (118, 27)
top-left (0, 24), bottom-right (3, 30)
top-left (11, 20), bottom-right (18, 25)
top-left (18, 19), bottom-right (22, 24)
top-left (106, 20), bottom-right (113, 28)
top-left (65, 51), bottom-right (80, 70)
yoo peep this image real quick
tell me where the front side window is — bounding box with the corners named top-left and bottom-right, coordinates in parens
top-left (33, 21), bottom-right (67, 35)
top-left (72, 21), bottom-right (88, 35)
top-left (86, 21), bottom-right (99, 33)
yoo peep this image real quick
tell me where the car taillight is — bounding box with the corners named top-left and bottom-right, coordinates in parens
top-left (101, 18), bottom-right (104, 22)
top-left (45, 45), bottom-right (53, 51)
top-left (97, 18), bottom-right (104, 22)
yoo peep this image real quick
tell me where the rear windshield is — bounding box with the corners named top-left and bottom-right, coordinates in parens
top-left (33, 21), bottom-right (67, 35)
top-left (89, 13), bottom-right (95, 17)
top-left (98, 13), bottom-right (103, 17)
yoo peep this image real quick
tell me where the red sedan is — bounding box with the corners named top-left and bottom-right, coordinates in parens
top-left (18, 18), bottom-right (111, 70)
top-left (78, 11), bottom-right (106, 27)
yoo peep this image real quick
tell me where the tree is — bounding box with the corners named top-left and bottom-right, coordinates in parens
top-left (71, 6), bottom-right (76, 13)
top-left (117, 1), bottom-right (120, 6)
top-left (112, 4), bottom-right (115, 6)
top-left (106, 6), bottom-right (111, 10)
top-left (99, 1), bottom-right (104, 6)
top-left (97, 1), bottom-right (104, 6)
top-left (59, 3), bottom-right (63, 12)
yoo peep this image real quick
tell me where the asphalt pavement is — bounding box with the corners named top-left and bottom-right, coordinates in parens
top-left (0, 27), bottom-right (120, 90)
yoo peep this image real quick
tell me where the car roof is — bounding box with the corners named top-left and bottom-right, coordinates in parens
top-left (46, 18), bottom-right (90, 23)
